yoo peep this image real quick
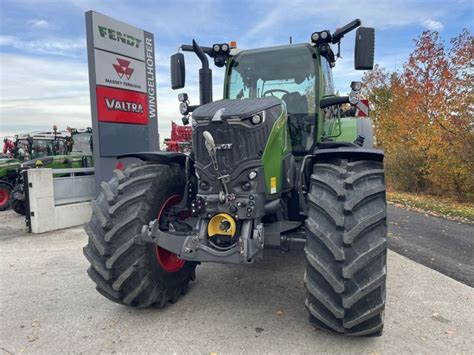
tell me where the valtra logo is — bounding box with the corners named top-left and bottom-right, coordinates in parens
top-left (112, 58), bottom-right (134, 80)
top-left (96, 86), bottom-right (148, 125)
top-left (105, 98), bottom-right (143, 113)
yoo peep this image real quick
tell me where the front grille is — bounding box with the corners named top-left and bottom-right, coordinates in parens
top-left (193, 122), bottom-right (271, 175)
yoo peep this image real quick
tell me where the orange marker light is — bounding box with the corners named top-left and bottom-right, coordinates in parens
top-left (230, 41), bottom-right (237, 48)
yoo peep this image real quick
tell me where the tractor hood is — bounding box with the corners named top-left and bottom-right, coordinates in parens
top-left (21, 156), bottom-right (55, 169)
top-left (0, 158), bottom-right (21, 168)
top-left (192, 97), bottom-right (282, 121)
top-left (192, 97), bottom-right (289, 198)
top-left (0, 159), bottom-right (21, 178)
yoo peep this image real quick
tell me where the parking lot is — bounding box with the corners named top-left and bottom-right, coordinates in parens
top-left (0, 209), bottom-right (473, 353)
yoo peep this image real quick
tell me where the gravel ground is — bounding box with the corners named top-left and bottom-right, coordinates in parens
top-left (0, 210), bottom-right (473, 354)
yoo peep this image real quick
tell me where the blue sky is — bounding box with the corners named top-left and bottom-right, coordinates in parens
top-left (0, 0), bottom-right (472, 138)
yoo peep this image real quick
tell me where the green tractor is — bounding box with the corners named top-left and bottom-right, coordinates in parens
top-left (0, 129), bottom-right (71, 211)
top-left (84, 19), bottom-right (387, 337)
top-left (11, 128), bottom-right (93, 215)
top-left (0, 157), bottom-right (21, 210)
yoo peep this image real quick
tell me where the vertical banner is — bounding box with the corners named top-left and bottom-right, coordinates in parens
top-left (85, 11), bottom-right (159, 194)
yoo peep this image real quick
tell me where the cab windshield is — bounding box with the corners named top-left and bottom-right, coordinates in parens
top-left (31, 139), bottom-right (55, 158)
top-left (226, 44), bottom-right (317, 153)
top-left (71, 133), bottom-right (92, 155)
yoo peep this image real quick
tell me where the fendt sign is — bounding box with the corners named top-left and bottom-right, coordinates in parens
top-left (86, 11), bottom-right (159, 192)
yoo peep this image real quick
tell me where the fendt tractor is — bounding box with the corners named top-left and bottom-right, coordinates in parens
top-left (84, 19), bottom-right (387, 337)
top-left (0, 129), bottom-right (71, 211)
top-left (10, 128), bottom-right (94, 215)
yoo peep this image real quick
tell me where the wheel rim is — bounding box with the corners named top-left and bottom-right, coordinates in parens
top-left (0, 187), bottom-right (9, 207)
top-left (154, 195), bottom-right (186, 273)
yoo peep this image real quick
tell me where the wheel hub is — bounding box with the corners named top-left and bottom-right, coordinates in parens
top-left (0, 187), bottom-right (9, 207)
top-left (154, 195), bottom-right (186, 272)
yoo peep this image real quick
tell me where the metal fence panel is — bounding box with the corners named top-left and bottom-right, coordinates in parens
top-left (53, 168), bottom-right (95, 205)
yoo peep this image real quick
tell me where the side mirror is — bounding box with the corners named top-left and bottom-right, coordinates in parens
top-left (354, 27), bottom-right (375, 70)
top-left (170, 52), bottom-right (185, 89)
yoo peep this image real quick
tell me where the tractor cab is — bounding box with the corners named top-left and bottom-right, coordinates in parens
top-left (224, 44), bottom-right (321, 154)
top-left (14, 130), bottom-right (69, 161)
top-left (172, 19), bottom-right (374, 156)
top-left (69, 127), bottom-right (93, 155)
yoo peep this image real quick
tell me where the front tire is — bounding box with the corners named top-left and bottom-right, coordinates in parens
top-left (304, 159), bottom-right (387, 336)
top-left (83, 162), bottom-right (197, 308)
top-left (11, 185), bottom-right (26, 215)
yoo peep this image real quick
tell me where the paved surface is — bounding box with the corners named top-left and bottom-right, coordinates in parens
top-left (387, 205), bottom-right (474, 287)
top-left (0, 210), bottom-right (473, 353)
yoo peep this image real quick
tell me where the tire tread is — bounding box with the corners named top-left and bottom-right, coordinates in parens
top-left (304, 159), bottom-right (387, 337)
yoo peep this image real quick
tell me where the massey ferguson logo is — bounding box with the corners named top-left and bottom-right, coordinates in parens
top-left (105, 98), bottom-right (144, 113)
top-left (113, 58), bottom-right (134, 80)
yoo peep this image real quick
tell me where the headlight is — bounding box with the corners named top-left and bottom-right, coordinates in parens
top-left (221, 43), bottom-right (229, 52)
top-left (351, 81), bottom-right (362, 91)
top-left (320, 31), bottom-right (328, 39)
top-left (248, 170), bottom-right (257, 180)
top-left (311, 32), bottom-right (319, 42)
top-left (348, 91), bottom-right (359, 105)
top-left (213, 44), bottom-right (221, 52)
top-left (251, 114), bottom-right (262, 125)
top-left (178, 93), bottom-right (188, 102)
top-left (179, 102), bottom-right (188, 115)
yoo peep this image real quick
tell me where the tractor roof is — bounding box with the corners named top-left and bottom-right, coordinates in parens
top-left (230, 43), bottom-right (315, 83)
top-left (16, 130), bottom-right (70, 140)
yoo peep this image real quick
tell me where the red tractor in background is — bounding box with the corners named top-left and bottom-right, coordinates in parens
top-left (163, 121), bottom-right (192, 153)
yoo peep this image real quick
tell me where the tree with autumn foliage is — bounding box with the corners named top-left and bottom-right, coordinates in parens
top-left (362, 29), bottom-right (473, 200)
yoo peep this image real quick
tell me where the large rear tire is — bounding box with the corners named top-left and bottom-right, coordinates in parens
top-left (83, 162), bottom-right (197, 308)
top-left (304, 159), bottom-right (387, 336)
top-left (0, 182), bottom-right (12, 211)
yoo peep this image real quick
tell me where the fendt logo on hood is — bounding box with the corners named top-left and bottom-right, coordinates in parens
top-left (112, 58), bottom-right (134, 80)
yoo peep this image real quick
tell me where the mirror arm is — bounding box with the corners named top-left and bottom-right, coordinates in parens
top-left (332, 19), bottom-right (361, 43)
top-left (181, 44), bottom-right (214, 57)
top-left (187, 105), bottom-right (199, 113)
top-left (320, 96), bottom-right (350, 109)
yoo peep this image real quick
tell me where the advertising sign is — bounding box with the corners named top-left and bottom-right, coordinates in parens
top-left (86, 11), bottom-right (159, 193)
top-left (92, 13), bottom-right (145, 61)
top-left (94, 50), bottom-right (146, 93)
top-left (96, 86), bottom-right (148, 124)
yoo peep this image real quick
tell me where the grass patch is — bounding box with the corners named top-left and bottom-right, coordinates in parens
top-left (387, 191), bottom-right (474, 223)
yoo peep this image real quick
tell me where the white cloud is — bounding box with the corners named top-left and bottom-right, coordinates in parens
top-left (240, 0), bottom-right (447, 43)
top-left (0, 35), bottom-right (85, 57)
top-left (29, 19), bottom-right (49, 28)
top-left (0, 55), bottom-right (88, 101)
top-left (421, 19), bottom-right (444, 31)
top-left (0, 35), bottom-right (15, 46)
top-left (68, 0), bottom-right (221, 38)
top-left (0, 54), bottom-right (90, 136)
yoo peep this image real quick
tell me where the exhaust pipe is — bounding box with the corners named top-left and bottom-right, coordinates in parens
top-left (192, 40), bottom-right (213, 105)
